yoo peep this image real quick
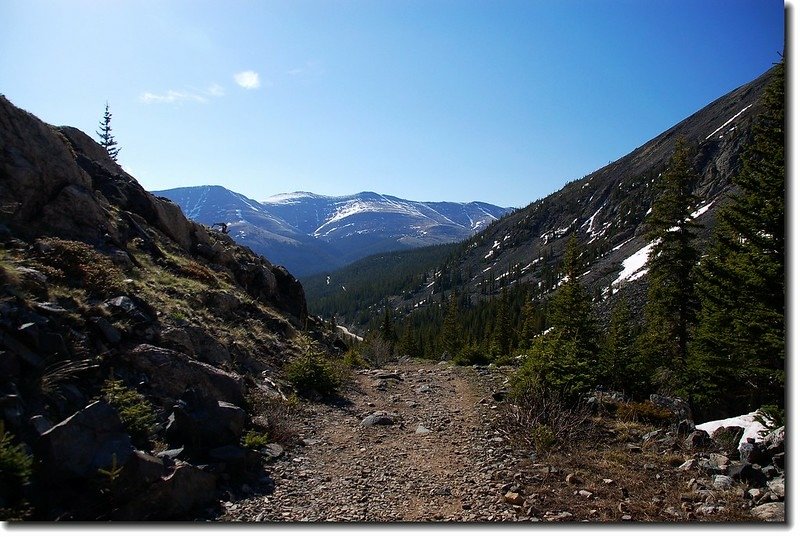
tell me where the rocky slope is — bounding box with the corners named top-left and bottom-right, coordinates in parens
top-left (154, 186), bottom-right (512, 277)
top-left (0, 95), bottom-right (339, 520)
top-left (310, 65), bottom-right (777, 324)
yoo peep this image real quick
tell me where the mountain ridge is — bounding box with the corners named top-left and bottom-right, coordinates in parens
top-left (155, 186), bottom-right (513, 276)
top-left (304, 64), bottom-right (777, 329)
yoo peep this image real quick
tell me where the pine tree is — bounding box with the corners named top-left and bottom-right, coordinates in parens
top-left (640, 137), bottom-right (700, 392)
top-left (521, 235), bottom-right (599, 401)
top-left (689, 60), bottom-right (785, 418)
top-left (96, 102), bottom-right (120, 161)
top-left (600, 296), bottom-right (648, 397)
top-left (439, 294), bottom-right (462, 358)
top-left (491, 287), bottom-right (512, 357)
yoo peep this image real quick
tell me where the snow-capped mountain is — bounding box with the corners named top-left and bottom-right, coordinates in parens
top-left (153, 187), bottom-right (512, 276)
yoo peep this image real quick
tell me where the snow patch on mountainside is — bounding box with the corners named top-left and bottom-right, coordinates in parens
top-left (612, 241), bottom-right (655, 291)
top-left (705, 104), bottom-right (753, 140)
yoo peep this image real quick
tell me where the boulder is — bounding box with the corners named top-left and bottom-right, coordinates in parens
top-left (158, 325), bottom-right (231, 367)
top-left (762, 426), bottom-right (784, 456)
top-left (112, 462), bottom-right (218, 520)
top-left (727, 462), bottom-right (768, 488)
top-left (739, 438), bottom-right (770, 466)
top-left (684, 430), bottom-right (711, 451)
top-left (126, 344), bottom-right (244, 405)
top-left (711, 475), bottom-right (735, 490)
top-left (767, 476), bottom-right (784, 500)
top-left (750, 502), bottom-right (784, 522)
top-left (360, 412), bottom-right (396, 427)
top-left (39, 400), bottom-right (133, 481)
top-left (199, 290), bottom-right (241, 318)
top-left (166, 395), bottom-right (246, 452)
top-left (710, 426), bottom-right (744, 458)
top-left (649, 394), bottom-right (692, 423)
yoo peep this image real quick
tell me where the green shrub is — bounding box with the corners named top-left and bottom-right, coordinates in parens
top-left (285, 352), bottom-right (342, 398)
top-left (530, 424), bottom-right (556, 454)
top-left (452, 344), bottom-right (490, 366)
top-left (505, 374), bottom-right (594, 455)
top-left (0, 421), bottom-right (33, 518)
top-left (101, 378), bottom-right (157, 446)
top-left (36, 239), bottom-right (122, 297)
top-left (755, 404), bottom-right (785, 433)
top-left (241, 430), bottom-right (270, 450)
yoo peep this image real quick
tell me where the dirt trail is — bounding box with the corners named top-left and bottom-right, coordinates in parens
top-left (217, 360), bottom-right (529, 522)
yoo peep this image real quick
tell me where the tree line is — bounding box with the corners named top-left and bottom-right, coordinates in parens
top-left (352, 61), bottom-right (785, 422)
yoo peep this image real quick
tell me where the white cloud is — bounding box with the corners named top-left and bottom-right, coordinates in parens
top-left (139, 84), bottom-right (226, 105)
top-left (234, 70), bottom-right (261, 89)
top-left (139, 90), bottom-right (208, 104)
top-left (207, 83), bottom-right (225, 97)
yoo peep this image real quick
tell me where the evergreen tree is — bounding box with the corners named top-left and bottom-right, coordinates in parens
top-left (600, 296), bottom-right (648, 397)
top-left (439, 294), bottom-right (462, 358)
top-left (491, 287), bottom-right (512, 357)
top-left (379, 305), bottom-right (396, 346)
top-left (518, 292), bottom-right (541, 351)
top-left (689, 60), bottom-right (785, 418)
top-left (397, 317), bottom-right (419, 357)
top-left (640, 137), bottom-right (700, 392)
top-left (520, 235), bottom-right (599, 401)
top-left (96, 102), bottom-right (120, 161)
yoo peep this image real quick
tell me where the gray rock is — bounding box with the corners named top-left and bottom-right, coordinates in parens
top-left (166, 397), bottom-right (246, 451)
top-left (685, 430), bottom-right (711, 451)
top-left (727, 462), bottom-right (767, 487)
top-left (710, 425), bottom-right (744, 456)
top-left (415, 385), bottom-right (432, 394)
top-left (200, 290), bottom-right (241, 317)
top-left (29, 414), bottom-right (52, 435)
top-left (360, 412), bottom-right (396, 427)
top-left (415, 425), bottom-right (431, 434)
top-left (767, 476), bottom-right (784, 499)
top-left (261, 443), bottom-right (284, 459)
top-left (157, 447), bottom-right (185, 461)
top-left (40, 400), bottom-right (133, 480)
top-left (711, 475), bottom-right (735, 490)
top-left (678, 459), bottom-right (697, 471)
top-left (90, 316), bottom-right (121, 344)
top-left (642, 429), bottom-right (663, 443)
top-left (750, 502), bottom-right (784, 522)
top-left (126, 344), bottom-right (245, 405)
top-left (649, 394), bottom-right (692, 422)
top-left (763, 426), bottom-right (784, 455)
top-left (112, 462), bottom-right (218, 520)
top-left (739, 438), bottom-right (770, 465)
top-left (209, 444), bottom-right (249, 474)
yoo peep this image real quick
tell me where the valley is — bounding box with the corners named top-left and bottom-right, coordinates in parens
top-left (0, 36), bottom-right (785, 525)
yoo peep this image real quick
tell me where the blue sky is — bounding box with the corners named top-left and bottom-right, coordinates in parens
top-left (0, 0), bottom-right (784, 208)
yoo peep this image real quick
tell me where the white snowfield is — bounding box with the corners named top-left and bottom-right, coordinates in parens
top-left (612, 241), bottom-right (655, 289)
top-left (695, 411), bottom-right (768, 448)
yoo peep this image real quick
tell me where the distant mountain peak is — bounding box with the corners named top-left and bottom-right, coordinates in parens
top-left (155, 187), bottom-right (512, 277)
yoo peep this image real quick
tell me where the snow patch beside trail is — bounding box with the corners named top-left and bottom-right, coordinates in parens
top-left (696, 411), bottom-right (768, 448)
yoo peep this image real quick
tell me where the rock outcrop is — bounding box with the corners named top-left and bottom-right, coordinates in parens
top-left (0, 95), bottom-right (339, 520)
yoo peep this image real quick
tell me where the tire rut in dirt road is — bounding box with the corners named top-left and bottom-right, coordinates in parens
top-left (218, 361), bottom-right (532, 522)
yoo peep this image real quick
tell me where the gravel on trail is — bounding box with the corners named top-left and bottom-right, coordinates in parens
top-left (216, 361), bottom-right (534, 522)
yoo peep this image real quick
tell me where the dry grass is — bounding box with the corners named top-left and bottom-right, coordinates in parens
top-left (509, 417), bottom-right (757, 522)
